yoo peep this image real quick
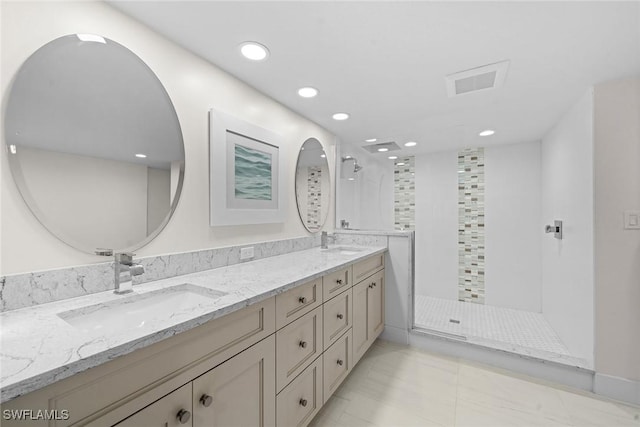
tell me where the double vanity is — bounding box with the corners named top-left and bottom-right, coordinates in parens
top-left (1, 245), bottom-right (386, 426)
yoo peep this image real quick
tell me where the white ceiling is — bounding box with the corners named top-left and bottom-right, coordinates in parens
top-left (109, 1), bottom-right (640, 157)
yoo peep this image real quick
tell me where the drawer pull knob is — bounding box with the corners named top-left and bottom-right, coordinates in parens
top-left (299, 398), bottom-right (308, 407)
top-left (176, 409), bottom-right (191, 424)
top-left (200, 394), bottom-right (213, 407)
top-left (337, 313), bottom-right (344, 320)
top-left (298, 296), bottom-right (307, 304)
top-left (336, 279), bottom-right (343, 284)
top-left (369, 284), bottom-right (374, 289)
top-left (337, 359), bottom-right (344, 366)
top-left (299, 340), bottom-right (308, 349)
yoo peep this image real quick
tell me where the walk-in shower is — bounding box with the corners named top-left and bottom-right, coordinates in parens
top-left (410, 136), bottom-right (594, 370)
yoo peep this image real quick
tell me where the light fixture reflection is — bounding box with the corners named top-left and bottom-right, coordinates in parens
top-left (77, 34), bottom-right (106, 44)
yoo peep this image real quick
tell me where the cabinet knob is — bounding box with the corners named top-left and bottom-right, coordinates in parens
top-left (337, 359), bottom-right (344, 366)
top-left (369, 284), bottom-right (374, 289)
top-left (176, 409), bottom-right (191, 424)
top-left (298, 296), bottom-right (307, 304)
top-left (336, 313), bottom-right (344, 320)
top-left (299, 398), bottom-right (308, 407)
top-left (299, 340), bottom-right (307, 349)
top-left (336, 279), bottom-right (343, 285)
top-left (200, 394), bottom-right (213, 407)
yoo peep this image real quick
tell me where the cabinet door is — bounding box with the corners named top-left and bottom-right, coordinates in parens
top-left (115, 383), bottom-right (192, 427)
top-left (367, 270), bottom-right (385, 341)
top-left (352, 280), bottom-right (369, 364)
top-left (192, 336), bottom-right (276, 427)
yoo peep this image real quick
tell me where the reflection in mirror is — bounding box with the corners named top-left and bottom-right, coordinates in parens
top-left (295, 138), bottom-right (330, 232)
top-left (5, 34), bottom-right (185, 254)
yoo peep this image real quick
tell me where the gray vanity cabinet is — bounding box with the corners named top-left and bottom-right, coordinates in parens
top-left (0, 252), bottom-right (386, 427)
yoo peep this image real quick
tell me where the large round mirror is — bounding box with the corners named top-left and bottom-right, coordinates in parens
top-left (4, 34), bottom-right (185, 254)
top-left (295, 138), bottom-right (330, 232)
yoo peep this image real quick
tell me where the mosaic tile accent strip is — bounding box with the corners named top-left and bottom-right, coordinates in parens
top-left (306, 166), bottom-right (321, 229)
top-left (458, 148), bottom-right (485, 304)
top-left (394, 156), bottom-right (415, 231)
top-left (0, 235), bottom-right (321, 312)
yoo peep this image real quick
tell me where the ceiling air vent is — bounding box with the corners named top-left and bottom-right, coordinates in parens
top-left (362, 141), bottom-right (401, 153)
top-left (445, 60), bottom-right (510, 97)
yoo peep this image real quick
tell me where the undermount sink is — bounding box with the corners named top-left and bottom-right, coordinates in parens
top-left (58, 284), bottom-right (227, 335)
top-left (322, 246), bottom-right (366, 255)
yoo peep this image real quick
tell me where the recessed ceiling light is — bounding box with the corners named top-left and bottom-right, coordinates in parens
top-left (479, 129), bottom-right (495, 136)
top-left (348, 178), bottom-right (355, 181)
top-left (9, 144), bottom-right (17, 154)
top-left (77, 34), bottom-right (106, 44)
top-left (365, 138), bottom-right (377, 143)
top-left (344, 155), bottom-right (352, 159)
top-left (404, 141), bottom-right (417, 147)
top-left (135, 153), bottom-right (147, 158)
top-left (388, 156), bottom-right (398, 160)
top-left (377, 148), bottom-right (389, 152)
top-left (239, 41), bottom-right (270, 61)
top-left (397, 162), bottom-right (405, 166)
top-left (298, 87), bottom-right (318, 98)
top-left (320, 154), bottom-right (326, 158)
top-left (332, 112), bottom-right (350, 121)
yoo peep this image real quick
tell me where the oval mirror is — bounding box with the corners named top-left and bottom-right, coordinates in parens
top-left (4, 34), bottom-right (185, 254)
top-left (295, 138), bottom-right (330, 232)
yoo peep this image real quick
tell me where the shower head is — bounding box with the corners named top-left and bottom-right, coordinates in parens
top-left (342, 156), bottom-right (363, 174)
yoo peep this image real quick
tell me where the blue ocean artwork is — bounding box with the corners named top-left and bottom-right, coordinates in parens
top-left (234, 144), bottom-right (272, 200)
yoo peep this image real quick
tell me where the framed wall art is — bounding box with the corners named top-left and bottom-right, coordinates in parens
top-left (209, 109), bottom-right (287, 225)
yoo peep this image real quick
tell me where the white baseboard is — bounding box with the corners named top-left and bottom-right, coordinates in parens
top-left (594, 373), bottom-right (640, 406)
top-left (381, 325), bottom-right (409, 345)
top-left (409, 330), bottom-right (594, 391)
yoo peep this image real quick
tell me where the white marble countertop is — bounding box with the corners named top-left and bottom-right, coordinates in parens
top-left (0, 245), bottom-right (386, 403)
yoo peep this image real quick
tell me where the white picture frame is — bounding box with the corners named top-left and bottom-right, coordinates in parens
top-left (209, 109), bottom-right (287, 225)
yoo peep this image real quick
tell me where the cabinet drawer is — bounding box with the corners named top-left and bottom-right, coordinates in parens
top-left (353, 253), bottom-right (384, 284)
top-left (323, 288), bottom-right (352, 350)
top-left (115, 383), bottom-right (192, 427)
top-left (322, 267), bottom-right (352, 301)
top-left (323, 329), bottom-right (353, 403)
top-left (276, 356), bottom-right (323, 427)
top-left (276, 306), bottom-right (323, 392)
top-left (276, 278), bottom-right (322, 329)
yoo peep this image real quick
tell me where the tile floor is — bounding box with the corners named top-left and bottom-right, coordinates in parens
top-left (414, 295), bottom-right (590, 369)
top-left (310, 340), bottom-right (640, 427)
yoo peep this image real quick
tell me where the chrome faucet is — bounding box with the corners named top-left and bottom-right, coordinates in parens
top-left (114, 252), bottom-right (144, 294)
top-left (321, 231), bottom-right (336, 249)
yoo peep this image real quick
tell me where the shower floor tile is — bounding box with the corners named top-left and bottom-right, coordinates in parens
top-left (414, 295), bottom-right (590, 368)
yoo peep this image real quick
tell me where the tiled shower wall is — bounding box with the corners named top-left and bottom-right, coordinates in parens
top-left (394, 156), bottom-right (415, 231)
top-left (306, 166), bottom-right (322, 229)
top-left (458, 148), bottom-right (485, 304)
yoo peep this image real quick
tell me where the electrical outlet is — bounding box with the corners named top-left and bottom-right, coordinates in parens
top-left (624, 211), bottom-right (640, 230)
top-left (240, 246), bottom-right (255, 260)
